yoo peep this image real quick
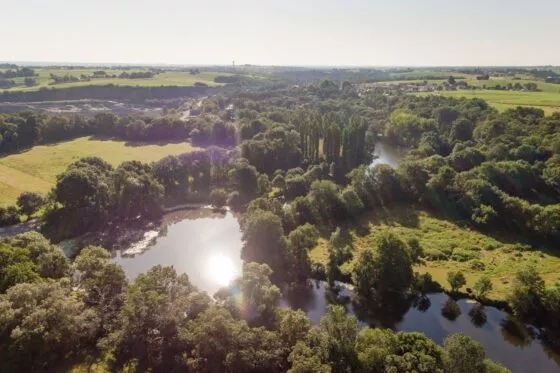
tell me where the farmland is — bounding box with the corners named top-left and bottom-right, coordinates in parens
top-left (1, 68), bottom-right (233, 92)
top-left (0, 137), bottom-right (198, 206)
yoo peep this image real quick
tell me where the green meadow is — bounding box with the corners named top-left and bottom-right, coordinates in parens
top-left (0, 137), bottom-right (198, 206)
top-left (310, 206), bottom-right (560, 301)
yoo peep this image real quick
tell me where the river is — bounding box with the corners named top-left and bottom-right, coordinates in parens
top-left (112, 143), bottom-right (560, 372)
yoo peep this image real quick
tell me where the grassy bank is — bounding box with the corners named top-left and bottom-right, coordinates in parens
top-left (0, 137), bottom-right (198, 206)
top-left (310, 206), bottom-right (560, 301)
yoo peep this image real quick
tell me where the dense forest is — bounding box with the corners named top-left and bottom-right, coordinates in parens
top-left (1, 78), bottom-right (560, 372)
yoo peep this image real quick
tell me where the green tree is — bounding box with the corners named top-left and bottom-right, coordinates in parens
top-left (287, 223), bottom-right (320, 282)
top-left (473, 276), bottom-right (493, 299)
top-left (73, 246), bottom-right (127, 333)
top-left (0, 243), bottom-right (39, 292)
top-left (447, 271), bottom-right (467, 292)
top-left (353, 233), bottom-right (413, 300)
top-left (0, 282), bottom-right (99, 371)
top-left (319, 305), bottom-right (358, 373)
top-left (508, 266), bottom-right (545, 320)
top-left (356, 328), bottom-right (397, 372)
top-left (16, 191), bottom-right (46, 217)
top-left (236, 262), bottom-right (281, 316)
top-left (104, 266), bottom-right (210, 372)
top-left (443, 333), bottom-right (486, 373)
top-left (241, 210), bottom-right (288, 269)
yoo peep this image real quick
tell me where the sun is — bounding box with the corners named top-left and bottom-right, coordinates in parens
top-left (207, 254), bottom-right (235, 287)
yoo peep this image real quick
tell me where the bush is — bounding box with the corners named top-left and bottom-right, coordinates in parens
top-left (451, 248), bottom-right (476, 262)
top-left (424, 248), bottom-right (448, 260)
top-left (0, 206), bottom-right (20, 227)
top-left (17, 192), bottom-right (46, 217)
top-left (447, 271), bottom-right (466, 292)
top-left (209, 189), bottom-right (228, 209)
top-left (227, 191), bottom-right (243, 211)
top-left (470, 260), bottom-right (485, 271)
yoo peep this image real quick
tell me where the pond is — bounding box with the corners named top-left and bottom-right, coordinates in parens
top-left (113, 208), bottom-right (243, 295)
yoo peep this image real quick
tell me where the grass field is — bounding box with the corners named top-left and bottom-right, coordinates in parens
top-left (2, 69), bottom-right (232, 92)
top-left (0, 137), bottom-right (198, 206)
top-left (417, 90), bottom-right (560, 115)
top-left (310, 206), bottom-right (560, 301)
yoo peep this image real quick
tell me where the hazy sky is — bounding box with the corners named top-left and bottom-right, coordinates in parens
top-left (2, 0), bottom-right (559, 66)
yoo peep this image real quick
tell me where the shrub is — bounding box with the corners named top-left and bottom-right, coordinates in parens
top-left (0, 206), bottom-right (20, 227)
top-left (451, 248), bottom-right (476, 262)
top-left (447, 271), bottom-right (467, 292)
top-left (209, 189), bottom-right (228, 209)
top-left (227, 191), bottom-right (243, 211)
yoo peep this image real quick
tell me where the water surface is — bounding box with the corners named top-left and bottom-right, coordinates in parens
top-left (113, 208), bottom-right (242, 295)
top-left (371, 141), bottom-right (405, 168)
top-left (281, 282), bottom-right (560, 373)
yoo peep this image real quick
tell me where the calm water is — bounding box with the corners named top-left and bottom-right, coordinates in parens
top-left (280, 282), bottom-right (560, 373)
top-left (113, 208), bottom-right (243, 295)
top-left (371, 141), bottom-right (405, 168)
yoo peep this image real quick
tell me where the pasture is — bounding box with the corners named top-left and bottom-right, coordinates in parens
top-left (0, 137), bottom-right (198, 206)
top-left (2, 69), bottom-right (232, 92)
top-left (310, 206), bottom-right (560, 301)
top-left (417, 89), bottom-right (560, 115)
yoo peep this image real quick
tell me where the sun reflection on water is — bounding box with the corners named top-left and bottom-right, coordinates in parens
top-left (207, 254), bottom-right (235, 286)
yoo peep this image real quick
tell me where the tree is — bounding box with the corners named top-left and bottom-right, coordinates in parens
top-left (319, 305), bottom-right (358, 373)
top-left (473, 276), bottom-right (493, 299)
top-left (353, 233), bottom-right (413, 301)
top-left (287, 223), bottom-right (319, 282)
top-left (73, 246), bottom-right (127, 333)
top-left (184, 306), bottom-right (284, 373)
top-left (16, 191), bottom-right (46, 217)
top-left (447, 271), bottom-right (467, 292)
top-left (276, 308), bottom-right (312, 348)
top-left (0, 282), bottom-right (99, 371)
top-left (241, 210), bottom-right (288, 270)
top-left (228, 158), bottom-right (259, 200)
top-left (105, 266), bottom-right (210, 372)
top-left (0, 243), bottom-right (39, 292)
top-left (356, 328), bottom-right (397, 372)
top-left (0, 232), bottom-right (69, 290)
top-left (508, 266), bottom-right (545, 320)
top-left (443, 333), bottom-right (486, 373)
top-left (23, 77), bottom-right (37, 86)
top-left (236, 262), bottom-right (281, 316)
top-left (210, 188), bottom-right (228, 209)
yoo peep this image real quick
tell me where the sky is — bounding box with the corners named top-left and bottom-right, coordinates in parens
top-left (1, 0), bottom-right (559, 66)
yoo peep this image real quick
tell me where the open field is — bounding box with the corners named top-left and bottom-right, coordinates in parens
top-left (310, 206), bottom-right (560, 301)
top-left (2, 69), bottom-right (233, 92)
top-left (417, 90), bottom-right (560, 115)
top-left (0, 137), bottom-right (198, 206)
